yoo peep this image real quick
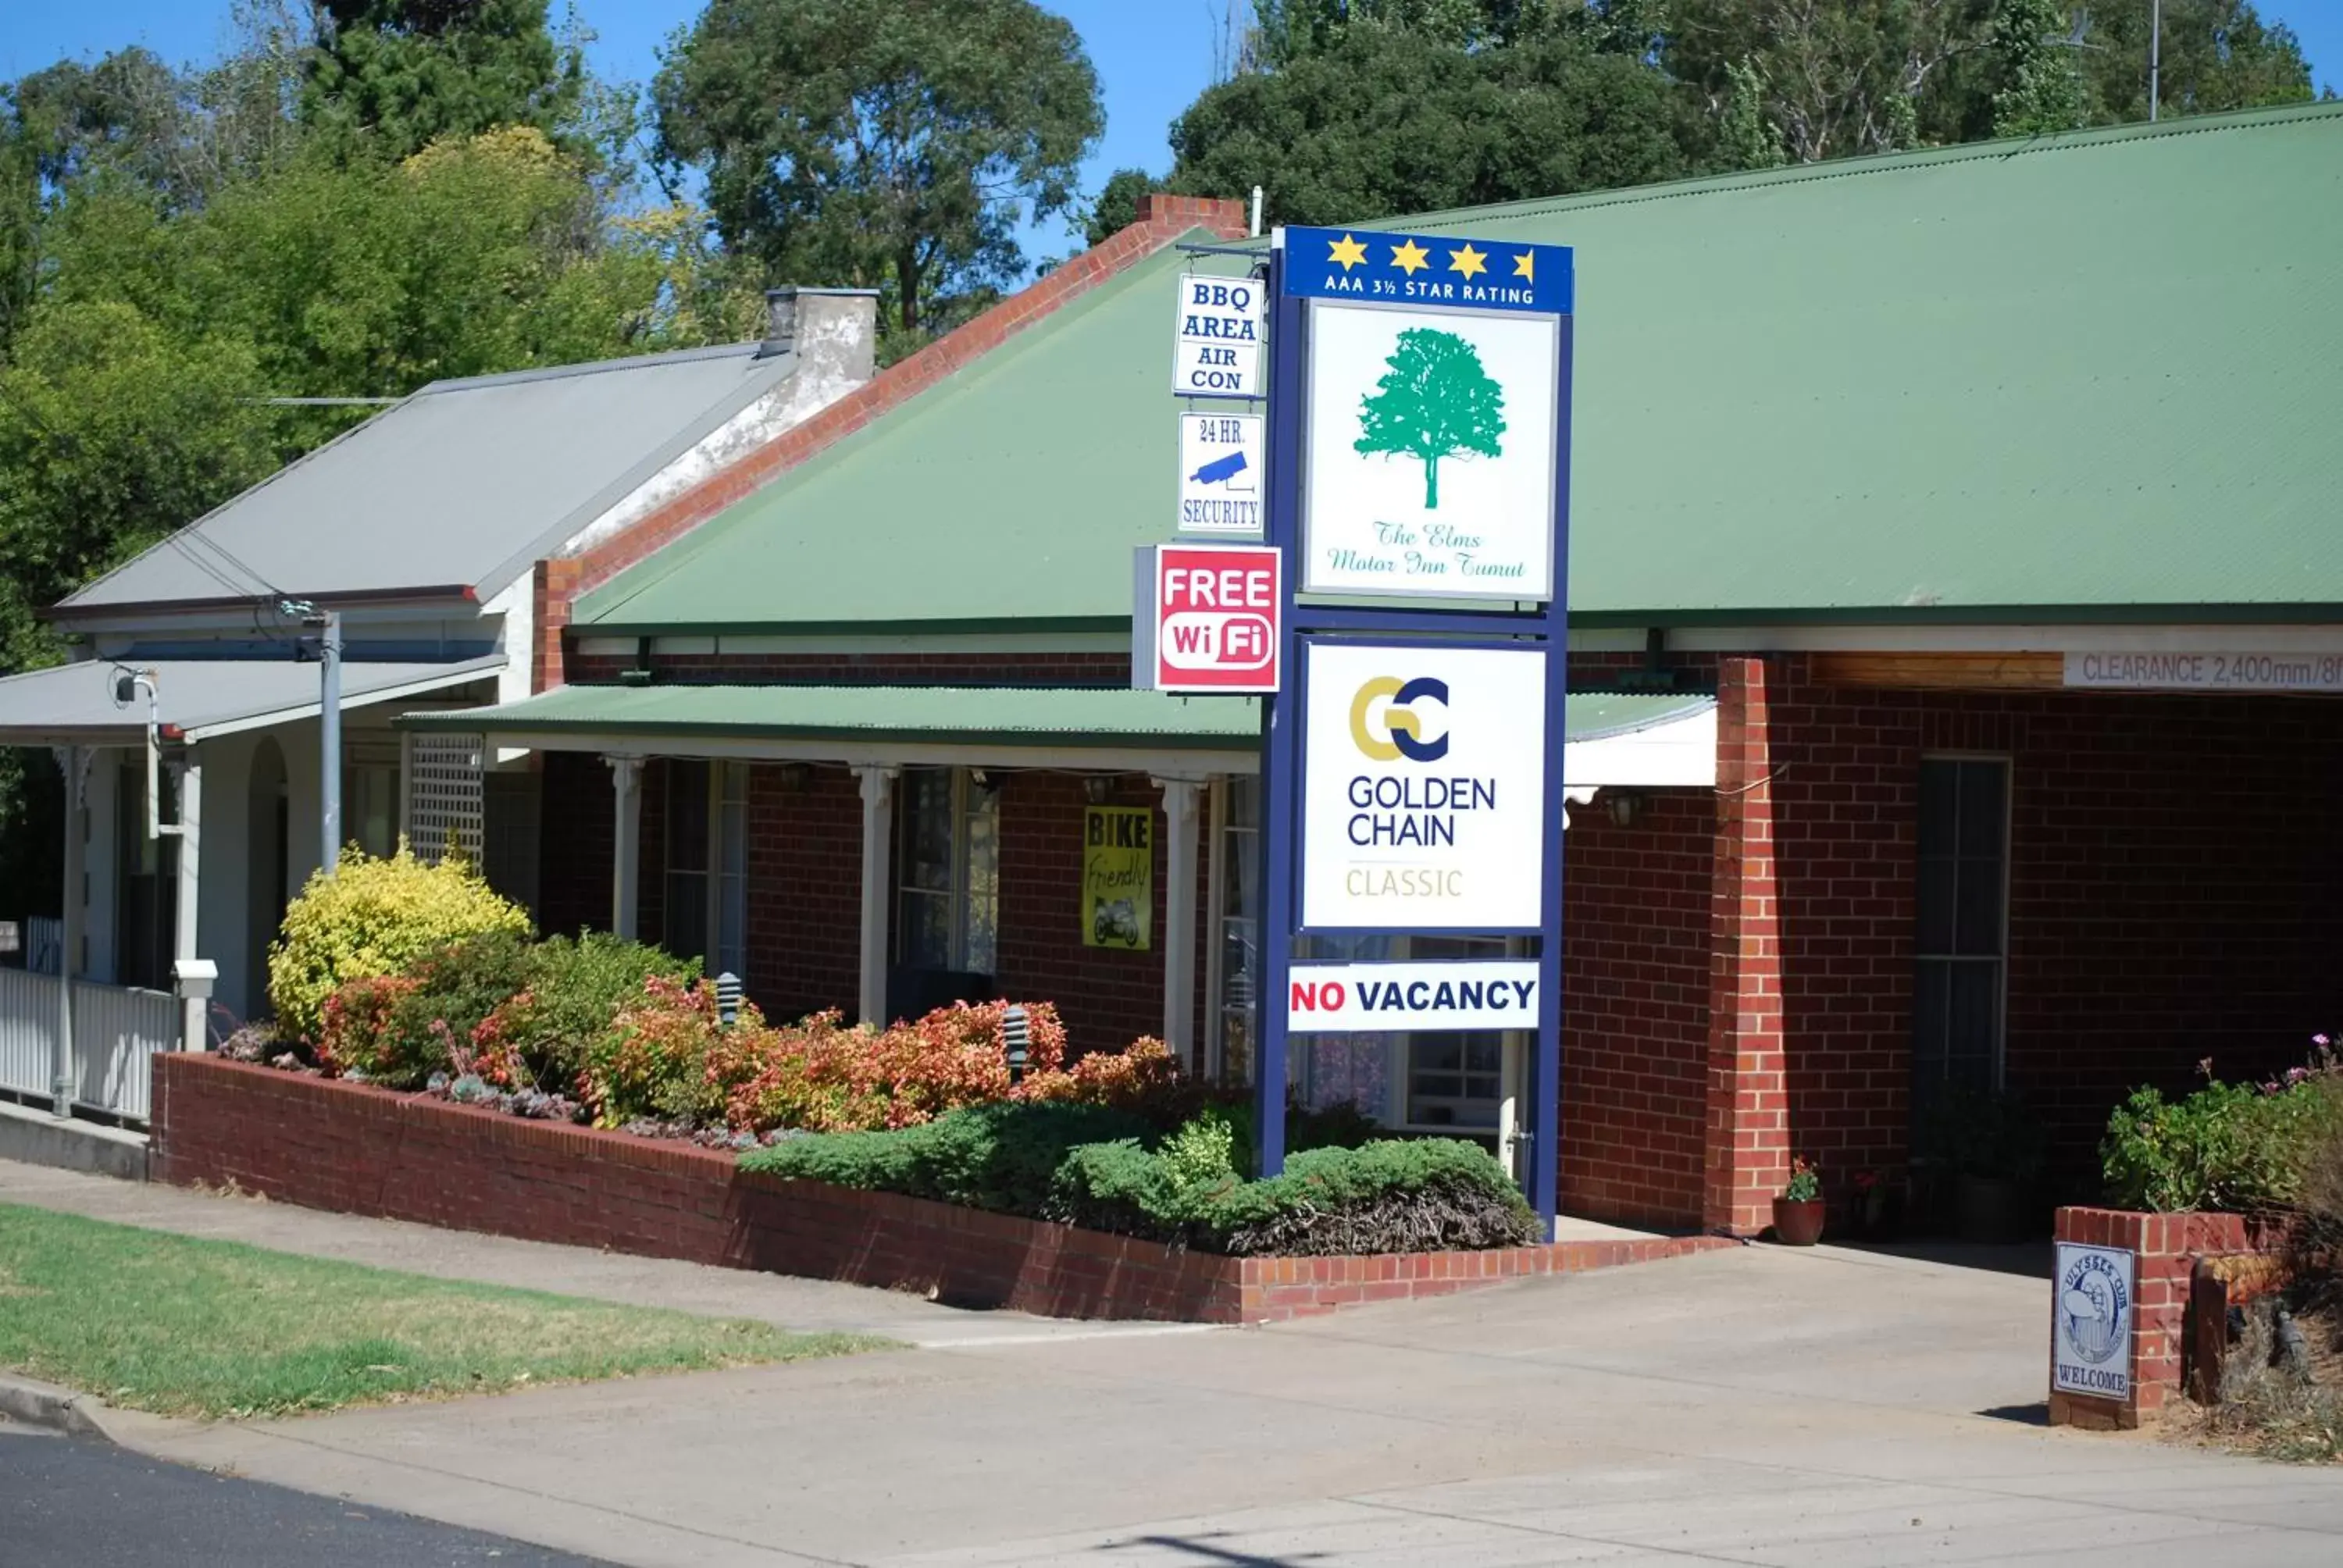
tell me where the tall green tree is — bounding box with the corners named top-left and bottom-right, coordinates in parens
top-left (652, 0), bottom-right (1103, 344)
top-left (2075, 0), bottom-right (2313, 123)
top-left (303, 0), bottom-right (586, 161)
top-left (1165, 20), bottom-right (1696, 228)
top-left (1991, 0), bottom-right (2088, 135)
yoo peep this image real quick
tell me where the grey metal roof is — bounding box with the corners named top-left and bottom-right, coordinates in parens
top-left (59, 344), bottom-right (795, 615)
top-left (0, 657), bottom-right (504, 745)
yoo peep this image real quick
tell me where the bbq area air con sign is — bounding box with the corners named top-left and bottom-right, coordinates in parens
top-left (1172, 273), bottom-right (1264, 397)
top-left (1299, 641), bottom-right (1546, 931)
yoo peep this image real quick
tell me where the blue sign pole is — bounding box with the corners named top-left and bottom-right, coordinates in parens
top-left (1252, 225), bottom-right (1571, 1225)
top-left (1253, 237), bottom-right (1306, 1178)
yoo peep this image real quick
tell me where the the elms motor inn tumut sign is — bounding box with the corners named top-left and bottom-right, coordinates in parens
top-left (1298, 640), bottom-right (1546, 932)
top-left (1286, 227), bottom-right (1568, 600)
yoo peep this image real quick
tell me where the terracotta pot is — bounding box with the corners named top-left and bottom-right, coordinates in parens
top-left (1772, 1196), bottom-right (1826, 1246)
top-left (1953, 1174), bottom-right (2031, 1243)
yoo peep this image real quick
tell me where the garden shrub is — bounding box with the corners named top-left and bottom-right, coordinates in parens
top-left (268, 846), bottom-right (530, 1045)
top-left (2102, 1064), bottom-right (2343, 1213)
top-left (1050, 1131), bottom-right (1541, 1256)
top-left (383, 930), bottom-right (537, 1085)
top-left (750, 1098), bottom-right (1541, 1257)
top-left (715, 1000), bottom-right (1075, 1136)
top-left (314, 974), bottom-right (423, 1083)
top-left (477, 933), bottom-right (697, 1090)
top-left (572, 975), bottom-right (728, 1128)
top-left (743, 1100), bottom-right (1152, 1215)
top-left (1199, 1139), bottom-right (1542, 1256)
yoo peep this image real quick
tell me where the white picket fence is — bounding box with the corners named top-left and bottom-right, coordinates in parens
top-left (0, 966), bottom-right (177, 1123)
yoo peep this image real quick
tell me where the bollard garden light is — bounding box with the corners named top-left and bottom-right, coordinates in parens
top-left (716, 971), bottom-right (743, 1029)
top-left (1003, 1003), bottom-right (1030, 1086)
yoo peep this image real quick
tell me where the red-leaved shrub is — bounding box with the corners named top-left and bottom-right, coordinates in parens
top-left (314, 974), bottom-right (423, 1084)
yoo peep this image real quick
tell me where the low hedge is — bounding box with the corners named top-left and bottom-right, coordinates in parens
top-left (742, 1101), bottom-right (1152, 1217)
top-left (742, 1101), bottom-right (1542, 1258)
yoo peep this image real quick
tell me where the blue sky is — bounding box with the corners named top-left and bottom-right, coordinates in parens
top-left (4, 0), bottom-right (2337, 263)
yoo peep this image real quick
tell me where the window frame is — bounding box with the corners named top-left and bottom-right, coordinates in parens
top-left (659, 759), bottom-right (750, 978)
top-left (1913, 752), bottom-right (2014, 1095)
top-left (894, 766), bottom-right (1000, 976)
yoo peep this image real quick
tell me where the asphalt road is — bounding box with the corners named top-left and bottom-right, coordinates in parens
top-left (0, 1421), bottom-right (612, 1567)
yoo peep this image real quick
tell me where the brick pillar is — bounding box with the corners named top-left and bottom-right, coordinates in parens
top-left (533, 557), bottom-right (583, 693)
top-left (1704, 656), bottom-right (1790, 1235)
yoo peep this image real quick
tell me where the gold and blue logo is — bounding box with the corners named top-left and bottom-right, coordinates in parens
top-left (1350, 676), bottom-right (1450, 763)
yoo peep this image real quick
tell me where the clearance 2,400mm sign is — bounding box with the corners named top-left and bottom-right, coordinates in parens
top-left (1286, 960), bottom-right (1541, 1033)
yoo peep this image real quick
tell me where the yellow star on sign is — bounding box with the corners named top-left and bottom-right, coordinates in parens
top-left (1389, 238), bottom-right (1431, 275)
top-left (1512, 250), bottom-right (1535, 283)
top-left (1326, 233), bottom-right (1369, 271)
top-left (1447, 243), bottom-right (1488, 280)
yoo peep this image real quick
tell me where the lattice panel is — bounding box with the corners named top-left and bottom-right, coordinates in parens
top-left (407, 732), bottom-right (484, 866)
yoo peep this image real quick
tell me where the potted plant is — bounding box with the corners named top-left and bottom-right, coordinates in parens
top-left (1849, 1167), bottom-right (1905, 1241)
top-left (1923, 1083), bottom-right (2047, 1243)
top-left (1772, 1156), bottom-right (1826, 1245)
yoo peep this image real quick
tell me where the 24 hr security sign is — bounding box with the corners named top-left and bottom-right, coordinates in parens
top-left (1300, 641), bottom-right (1546, 931)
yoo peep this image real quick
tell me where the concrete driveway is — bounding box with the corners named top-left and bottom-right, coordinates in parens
top-left (121, 1239), bottom-right (2343, 1566)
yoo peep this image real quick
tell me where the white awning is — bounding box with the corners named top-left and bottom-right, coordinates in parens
top-left (0, 656), bottom-right (505, 747)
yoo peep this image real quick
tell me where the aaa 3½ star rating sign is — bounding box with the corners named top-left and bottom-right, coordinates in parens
top-left (1286, 226), bottom-right (1572, 600)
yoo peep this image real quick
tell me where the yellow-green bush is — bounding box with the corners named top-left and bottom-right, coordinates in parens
top-left (267, 846), bottom-right (530, 1045)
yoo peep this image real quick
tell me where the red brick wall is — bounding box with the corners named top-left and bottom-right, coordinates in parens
top-left (997, 771), bottom-right (1172, 1053)
top-left (1560, 791), bottom-right (1712, 1228)
top-left (565, 652), bottom-right (1132, 686)
top-left (152, 1055), bottom-right (1728, 1323)
top-left (1754, 659), bottom-right (2343, 1196)
top-left (744, 763), bottom-right (863, 1021)
top-left (1706, 657), bottom-right (1791, 1235)
top-left (2049, 1206), bottom-right (2283, 1429)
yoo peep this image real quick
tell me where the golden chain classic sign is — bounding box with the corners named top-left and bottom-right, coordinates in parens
top-left (1081, 806), bottom-right (1153, 950)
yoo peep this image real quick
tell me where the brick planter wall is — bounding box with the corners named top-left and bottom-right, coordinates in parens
top-left (154, 1055), bottom-right (1732, 1324)
top-left (2049, 1206), bottom-right (2285, 1430)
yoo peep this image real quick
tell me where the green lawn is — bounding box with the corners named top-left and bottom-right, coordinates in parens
top-left (0, 1202), bottom-right (889, 1420)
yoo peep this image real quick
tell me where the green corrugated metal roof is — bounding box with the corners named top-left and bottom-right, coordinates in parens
top-left (401, 683), bottom-right (1710, 750)
top-left (578, 104), bottom-right (2343, 634)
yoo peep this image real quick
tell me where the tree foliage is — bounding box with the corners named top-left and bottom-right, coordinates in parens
top-left (0, 12), bottom-right (765, 919)
top-left (1143, 0), bottom-right (2318, 216)
top-left (302, 0), bottom-right (586, 161)
top-left (653, 0), bottom-right (1103, 348)
top-left (1990, 0), bottom-right (2089, 136)
top-left (1167, 18), bottom-right (1697, 227)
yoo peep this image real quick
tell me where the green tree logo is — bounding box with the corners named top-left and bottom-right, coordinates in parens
top-left (1353, 328), bottom-right (1506, 509)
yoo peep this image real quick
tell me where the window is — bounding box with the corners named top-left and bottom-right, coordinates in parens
top-left (665, 761), bottom-right (710, 964)
top-left (1208, 776), bottom-right (1511, 1133)
top-left (1214, 775), bottom-right (1261, 1084)
top-left (897, 768), bottom-right (998, 974)
top-left (115, 760), bottom-right (177, 992)
top-left (1914, 757), bottom-right (2010, 1106)
top-left (660, 761), bottom-right (749, 977)
top-left (344, 763), bottom-right (398, 860)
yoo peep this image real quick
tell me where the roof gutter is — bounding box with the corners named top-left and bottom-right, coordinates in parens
top-left (43, 583), bottom-right (481, 625)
